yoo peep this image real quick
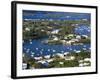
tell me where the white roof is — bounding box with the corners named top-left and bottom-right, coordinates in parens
top-left (51, 29), bottom-right (59, 34)
top-left (70, 56), bottom-right (75, 60)
top-left (56, 53), bottom-right (64, 58)
top-left (79, 63), bottom-right (84, 67)
top-left (59, 62), bottom-right (64, 65)
top-left (84, 58), bottom-right (91, 61)
top-left (82, 35), bottom-right (88, 37)
top-left (37, 60), bottom-right (46, 64)
top-left (53, 37), bottom-right (58, 40)
top-left (64, 52), bottom-right (69, 55)
top-left (78, 60), bottom-right (84, 63)
top-left (83, 63), bottom-right (90, 66)
top-left (47, 59), bottom-right (53, 62)
top-left (25, 27), bottom-right (30, 31)
top-left (75, 50), bottom-right (81, 53)
top-left (34, 57), bottom-right (42, 60)
top-left (44, 55), bottom-right (51, 59)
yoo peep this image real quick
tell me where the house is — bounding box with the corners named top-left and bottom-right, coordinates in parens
top-left (64, 52), bottom-right (69, 56)
top-left (70, 56), bottom-right (75, 60)
top-left (81, 35), bottom-right (88, 39)
top-left (83, 63), bottom-right (90, 66)
top-left (61, 40), bottom-right (66, 44)
top-left (56, 53), bottom-right (64, 58)
top-left (78, 60), bottom-right (84, 63)
top-left (75, 24), bottom-right (79, 26)
top-left (47, 59), bottom-right (53, 63)
top-left (83, 48), bottom-right (87, 50)
top-left (67, 34), bottom-right (74, 38)
top-left (42, 61), bottom-right (49, 68)
top-left (64, 36), bottom-right (68, 40)
top-left (66, 41), bottom-right (72, 45)
top-left (38, 59), bottom-right (53, 64)
top-left (76, 35), bottom-right (81, 39)
top-left (44, 55), bottom-right (51, 59)
top-left (82, 18), bottom-right (88, 21)
top-left (37, 60), bottom-right (46, 64)
top-left (59, 62), bottom-right (64, 65)
top-left (65, 56), bottom-right (75, 60)
top-left (41, 29), bottom-right (45, 32)
top-left (25, 27), bottom-right (30, 31)
top-left (75, 50), bottom-right (81, 53)
top-left (51, 29), bottom-right (59, 34)
top-left (79, 63), bottom-right (84, 67)
top-left (53, 37), bottom-right (59, 41)
top-left (71, 39), bottom-right (79, 42)
top-left (84, 58), bottom-right (91, 62)
top-left (22, 63), bottom-right (27, 70)
top-left (34, 56), bottom-right (42, 61)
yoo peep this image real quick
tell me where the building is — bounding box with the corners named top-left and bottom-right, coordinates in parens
top-left (34, 56), bottom-right (42, 61)
top-left (44, 55), bottom-right (51, 59)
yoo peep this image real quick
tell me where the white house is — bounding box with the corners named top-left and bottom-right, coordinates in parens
top-left (37, 60), bottom-right (46, 64)
top-left (34, 56), bottom-right (42, 60)
top-left (61, 40), bottom-right (66, 42)
top-left (47, 59), bottom-right (53, 63)
top-left (78, 60), bottom-right (84, 63)
top-left (84, 58), bottom-right (91, 62)
top-left (53, 37), bottom-right (59, 41)
top-left (66, 41), bottom-right (72, 45)
top-left (56, 53), bottom-right (64, 58)
top-left (83, 48), bottom-right (87, 50)
top-left (75, 50), bottom-right (81, 53)
top-left (51, 29), bottom-right (59, 34)
top-left (44, 55), bottom-right (51, 59)
top-left (79, 63), bottom-right (84, 67)
top-left (67, 34), bottom-right (74, 37)
top-left (83, 63), bottom-right (90, 66)
top-left (22, 63), bottom-right (27, 70)
top-left (65, 56), bottom-right (75, 60)
top-left (70, 56), bottom-right (75, 60)
top-left (76, 35), bottom-right (81, 39)
top-left (75, 24), bottom-right (79, 26)
top-left (59, 62), bottom-right (64, 65)
top-left (82, 18), bottom-right (88, 21)
top-left (64, 52), bottom-right (69, 56)
top-left (82, 35), bottom-right (88, 39)
top-left (25, 27), bottom-right (30, 31)
top-left (71, 39), bottom-right (79, 42)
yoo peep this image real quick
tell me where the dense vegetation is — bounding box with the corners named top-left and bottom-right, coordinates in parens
top-left (23, 20), bottom-right (90, 40)
top-left (23, 19), bottom-right (91, 69)
top-left (23, 51), bottom-right (91, 69)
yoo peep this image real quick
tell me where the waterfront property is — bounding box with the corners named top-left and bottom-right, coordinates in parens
top-left (22, 10), bottom-right (91, 69)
